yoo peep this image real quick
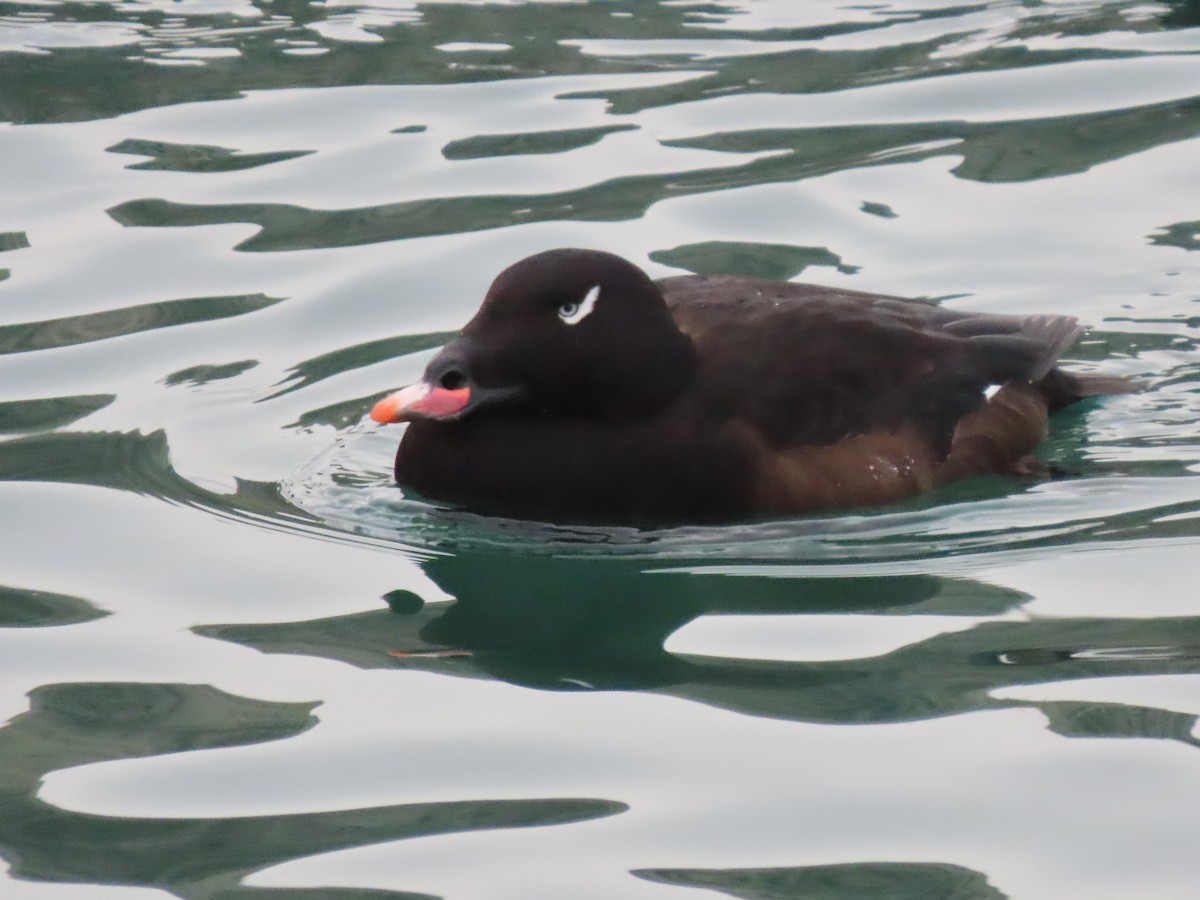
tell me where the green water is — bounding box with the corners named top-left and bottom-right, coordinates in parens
top-left (2, 1), bottom-right (1200, 898)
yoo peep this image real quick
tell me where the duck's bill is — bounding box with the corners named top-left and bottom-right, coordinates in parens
top-left (370, 382), bottom-right (471, 423)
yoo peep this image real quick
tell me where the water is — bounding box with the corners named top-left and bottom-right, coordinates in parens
top-left (2, 1), bottom-right (1200, 897)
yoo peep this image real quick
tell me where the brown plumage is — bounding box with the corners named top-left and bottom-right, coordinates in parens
top-left (370, 249), bottom-right (1135, 524)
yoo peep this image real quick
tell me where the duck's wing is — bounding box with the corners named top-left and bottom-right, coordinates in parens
top-left (659, 275), bottom-right (1083, 454)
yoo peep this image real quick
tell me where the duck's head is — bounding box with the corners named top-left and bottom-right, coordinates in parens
top-left (371, 248), bottom-right (695, 425)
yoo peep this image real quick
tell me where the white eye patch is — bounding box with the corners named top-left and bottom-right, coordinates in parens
top-left (557, 284), bottom-right (600, 326)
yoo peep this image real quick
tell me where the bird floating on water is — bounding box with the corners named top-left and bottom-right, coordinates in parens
top-left (371, 248), bottom-right (1134, 524)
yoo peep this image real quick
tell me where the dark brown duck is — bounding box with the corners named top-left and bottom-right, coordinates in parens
top-left (371, 248), bottom-right (1133, 524)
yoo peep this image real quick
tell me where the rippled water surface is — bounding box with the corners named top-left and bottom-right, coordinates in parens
top-left (3, 1), bottom-right (1200, 897)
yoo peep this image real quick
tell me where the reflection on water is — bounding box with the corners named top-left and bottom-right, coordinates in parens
top-left (2, 0), bottom-right (1200, 897)
top-left (0, 682), bottom-right (620, 895)
top-left (638, 862), bottom-right (1006, 900)
top-left (0, 585), bottom-right (105, 628)
top-left (199, 550), bottom-right (1200, 742)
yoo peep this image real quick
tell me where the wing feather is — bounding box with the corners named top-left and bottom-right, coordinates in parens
top-left (659, 275), bottom-right (1084, 452)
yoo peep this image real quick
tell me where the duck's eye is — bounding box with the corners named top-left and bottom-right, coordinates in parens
top-left (556, 285), bottom-right (601, 326)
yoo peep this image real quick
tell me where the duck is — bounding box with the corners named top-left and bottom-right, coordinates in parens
top-left (370, 248), bottom-right (1133, 524)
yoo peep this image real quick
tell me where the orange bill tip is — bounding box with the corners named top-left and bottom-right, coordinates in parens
top-left (370, 394), bottom-right (405, 423)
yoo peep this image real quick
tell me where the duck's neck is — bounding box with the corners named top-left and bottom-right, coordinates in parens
top-left (596, 322), bottom-right (697, 421)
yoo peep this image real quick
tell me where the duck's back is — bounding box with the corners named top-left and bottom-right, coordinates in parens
top-left (658, 275), bottom-right (1101, 512)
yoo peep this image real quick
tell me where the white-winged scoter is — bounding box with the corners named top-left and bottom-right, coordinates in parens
top-left (371, 248), bottom-right (1133, 524)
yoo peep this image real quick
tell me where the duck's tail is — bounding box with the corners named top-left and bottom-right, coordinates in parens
top-left (1040, 369), bottom-right (1142, 413)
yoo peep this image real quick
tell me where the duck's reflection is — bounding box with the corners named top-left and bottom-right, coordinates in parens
top-left (200, 549), bottom-right (1200, 744)
top-left (386, 552), bottom-right (1002, 692)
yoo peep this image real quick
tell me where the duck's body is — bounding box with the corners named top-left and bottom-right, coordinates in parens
top-left (371, 249), bottom-right (1130, 524)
